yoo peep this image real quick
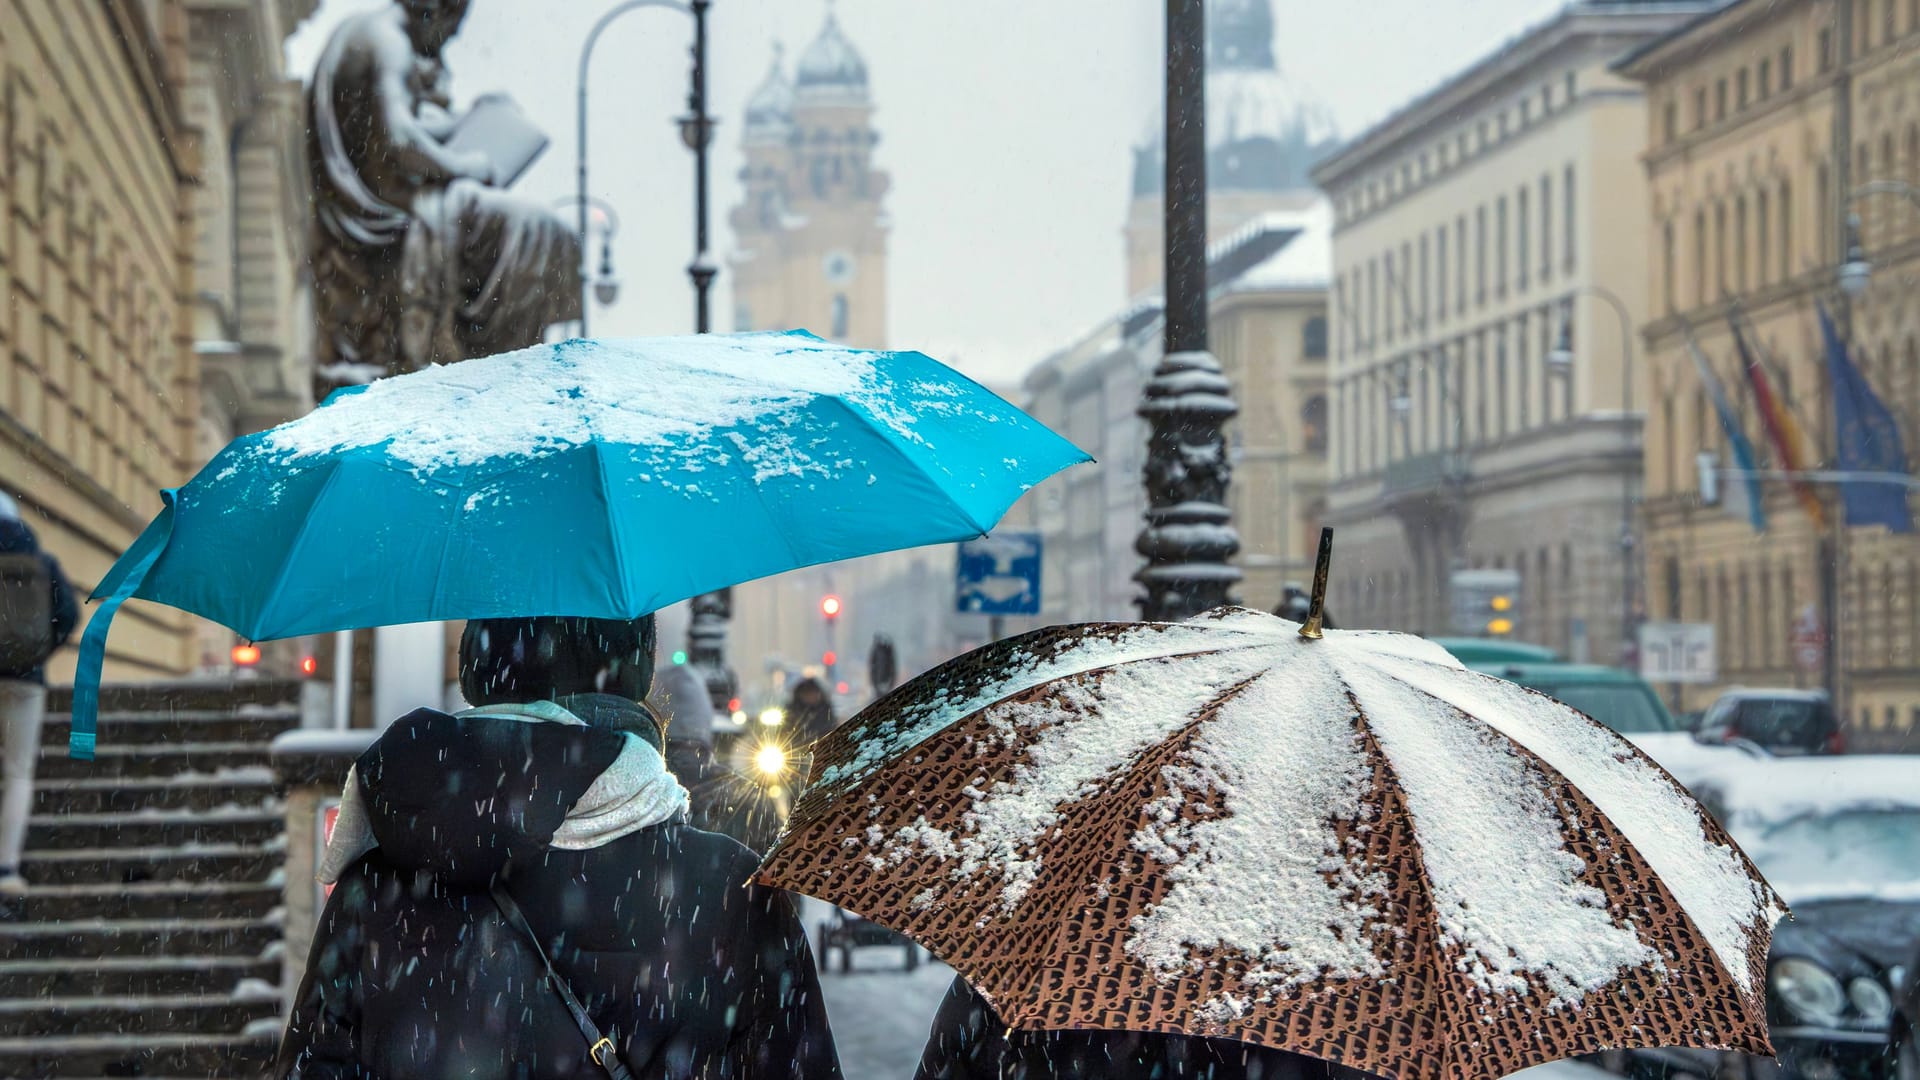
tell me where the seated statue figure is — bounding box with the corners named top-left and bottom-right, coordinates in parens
top-left (307, 0), bottom-right (580, 389)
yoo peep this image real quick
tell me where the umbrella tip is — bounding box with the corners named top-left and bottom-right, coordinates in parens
top-left (1299, 527), bottom-right (1334, 640)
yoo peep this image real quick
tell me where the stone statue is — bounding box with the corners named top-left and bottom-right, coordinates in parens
top-left (306, 0), bottom-right (580, 394)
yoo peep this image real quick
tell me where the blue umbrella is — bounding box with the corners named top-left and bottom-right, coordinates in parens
top-left (72, 331), bottom-right (1088, 758)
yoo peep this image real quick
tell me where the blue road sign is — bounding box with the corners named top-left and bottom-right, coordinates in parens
top-left (956, 531), bottom-right (1042, 615)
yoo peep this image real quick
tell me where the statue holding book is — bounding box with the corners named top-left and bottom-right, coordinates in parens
top-left (307, 0), bottom-right (580, 392)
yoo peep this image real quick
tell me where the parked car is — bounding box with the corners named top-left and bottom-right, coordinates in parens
top-left (1617, 756), bottom-right (1920, 1080)
top-left (1895, 939), bottom-right (1918, 1080)
top-left (1428, 637), bottom-right (1561, 668)
top-left (1697, 689), bottom-right (1845, 755)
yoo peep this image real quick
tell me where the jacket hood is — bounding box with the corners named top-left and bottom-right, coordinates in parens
top-left (353, 707), bottom-right (628, 885)
top-left (656, 664), bottom-right (715, 747)
top-left (0, 518), bottom-right (38, 554)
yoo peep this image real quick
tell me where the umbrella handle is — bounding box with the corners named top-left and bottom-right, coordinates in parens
top-left (70, 497), bottom-right (177, 760)
top-left (1299, 527), bottom-right (1334, 640)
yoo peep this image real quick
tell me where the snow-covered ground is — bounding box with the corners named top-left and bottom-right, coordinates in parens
top-left (805, 902), bottom-right (1625, 1080)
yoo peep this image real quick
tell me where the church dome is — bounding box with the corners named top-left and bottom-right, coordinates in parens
top-left (743, 48), bottom-right (793, 140)
top-left (795, 12), bottom-right (868, 95)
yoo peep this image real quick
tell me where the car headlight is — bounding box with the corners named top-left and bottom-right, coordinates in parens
top-left (1847, 975), bottom-right (1892, 1026)
top-left (1772, 958), bottom-right (1846, 1023)
top-left (758, 707), bottom-right (785, 727)
top-left (754, 742), bottom-right (788, 778)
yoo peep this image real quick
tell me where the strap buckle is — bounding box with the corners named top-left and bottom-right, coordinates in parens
top-left (590, 1037), bottom-right (615, 1066)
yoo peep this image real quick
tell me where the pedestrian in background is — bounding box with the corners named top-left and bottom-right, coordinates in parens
top-left (653, 662), bottom-right (784, 852)
top-left (0, 493), bottom-right (78, 899)
top-left (277, 614), bottom-right (840, 1078)
top-left (785, 676), bottom-right (838, 746)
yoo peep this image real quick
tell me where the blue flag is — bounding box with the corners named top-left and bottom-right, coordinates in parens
top-left (1819, 304), bottom-right (1915, 533)
top-left (1686, 336), bottom-right (1766, 532)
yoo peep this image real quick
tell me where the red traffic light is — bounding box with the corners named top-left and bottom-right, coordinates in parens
top-left (835, 681), bottom-right (850, 695)
top-left (299, 656), bottom-right (317, 676)
top-left (727, 698), bottom-right (742, 713)
top-left (820, 594), bottom-right (842, 618)
top-left (822, 650), bottom-right (838, 667)
top-left (231, 644), bottom-right (261, 667)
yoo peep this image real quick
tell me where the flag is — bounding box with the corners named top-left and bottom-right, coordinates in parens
top-left (1731, 318), bottom-right (1825, 527)
top-left (1687, 335), bottom-right (1766, 533)
top-left (1819, 305), bottom-right (1915, 533)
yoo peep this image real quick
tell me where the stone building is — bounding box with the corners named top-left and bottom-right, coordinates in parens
top-left (1312, 1), bottom-right (1709, 664)
top-left (1618, 0), bottom-right (1920, 743)
top-left (0, 1), bottom-right (199, 682)
top-left (181, 0), bottom-right (318, 675)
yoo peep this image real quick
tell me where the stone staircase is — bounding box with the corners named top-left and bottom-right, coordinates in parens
top-left (0, 680), bottom-right (301, 1078)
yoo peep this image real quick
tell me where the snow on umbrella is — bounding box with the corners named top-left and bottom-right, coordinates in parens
top-left (68, 331), bottom-right (1088, 758)
top-left (755, 537), bottom-right (1782, 1080)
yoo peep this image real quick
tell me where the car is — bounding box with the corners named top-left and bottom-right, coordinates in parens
top-left (1895, 939), bottom-right (1918, 1080)
top-left (1429, 637), bottom-right (1562, 668)
top-left (1696, 689), bottom-right (1847, 756)
top-left (1618, 756), bottom-right (1920, 1080)
top-left (1466, 659), bottom-right (1681, 736)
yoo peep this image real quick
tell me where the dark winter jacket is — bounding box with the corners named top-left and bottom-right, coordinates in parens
top-left (0, 517), bottom-right (79, 685)
top-left (275, 706), bottom-right (841, 1080)
top-left (915, 977), bottom-right (1377, 1080)
top-left (784, 679), bottom-right (837, 746)
top-left (665, 740), bottom-right (785, 854)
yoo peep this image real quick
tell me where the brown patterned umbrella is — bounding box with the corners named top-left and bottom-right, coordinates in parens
top-left (756, 592), bottom-right (1783, 1080)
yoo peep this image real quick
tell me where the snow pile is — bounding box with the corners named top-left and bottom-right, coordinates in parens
top-left (251, 332), bottom-right (962, 479)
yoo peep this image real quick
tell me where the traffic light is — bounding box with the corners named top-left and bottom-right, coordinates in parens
top-left (1450, 569), bottom-right (1521, 638)
top-left (820, 594), bottom-right (842, 619)
top-left (822, 650), bottom-right (837, 667)
top-left (231, 644), bottom-right (261, 667)
top-left (671, 650), bottom-right (688, 665)
top-left (299, 656), bottom-right (317, 676)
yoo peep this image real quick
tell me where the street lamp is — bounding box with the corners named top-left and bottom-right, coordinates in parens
top-left (1549, 286), bottom-right (1639, 668)
top-left (574, 0), bottom-right (714, 336)
top-left (552, 196), bottom-right (622, 310)
top-left (1838, 212), bottom-right (1871, 298)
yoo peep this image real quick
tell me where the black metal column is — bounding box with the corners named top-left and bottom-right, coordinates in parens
top-left (1135, 0), bottom-right (1240, 621)
top-left (688, 0), bottom-right (716, 332)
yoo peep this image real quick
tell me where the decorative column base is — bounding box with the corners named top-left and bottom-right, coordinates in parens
top-left (1135, 350), bottom-right (1242, 622)
top-left (687, 587), bottom-right (737, 716)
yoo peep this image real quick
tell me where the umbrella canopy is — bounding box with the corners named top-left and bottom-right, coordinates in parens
top-left (756, 607), bottom-right (1783, 1080)
top-left (70, 331), bottom-right (1087, 758)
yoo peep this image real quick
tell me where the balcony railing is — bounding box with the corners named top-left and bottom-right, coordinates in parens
top-left (1383, 451), bottom-right (1470, 498)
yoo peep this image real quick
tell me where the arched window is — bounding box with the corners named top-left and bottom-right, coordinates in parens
top-left (1302, 316), bottom-right (1328, 359)
top-left (1302, 395), bottom-right (1328, 456)
top-left (831, 293), bottom-right (849, 339)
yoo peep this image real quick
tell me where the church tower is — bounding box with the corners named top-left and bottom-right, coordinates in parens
top-left (1124, 0), bottom-right (1337, 297)
top-left (728, 10), bottom-right (890, 348)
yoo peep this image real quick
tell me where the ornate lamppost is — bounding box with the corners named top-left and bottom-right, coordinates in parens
top-left (1136, 0), bottom-right (1241, 621)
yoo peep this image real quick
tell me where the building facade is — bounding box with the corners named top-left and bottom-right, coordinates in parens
top-left (182, 0), bottom-right (317, 675)
top-left (1313, 2), bottom-right (1708, 664)
top-left (0, 1), bottom-right (199, 682)
top-left (1619, 0), bottom-right (1920, 744)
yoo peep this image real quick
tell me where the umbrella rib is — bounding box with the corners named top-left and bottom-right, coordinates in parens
top-left (813, 394), bottom-right (997, 538)
top-left (589, 439), bottom-right (637, 615)
top-left (249, 458), bottom-right (349, 640)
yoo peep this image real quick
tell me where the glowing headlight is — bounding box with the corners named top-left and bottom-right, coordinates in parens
top-left (758, 707), bottom-right (785, 727)
top-left (1847, 976), bottom-right (1892, 1025)
top-left (754, 743), bottom-right (788, 777)
top-left (730, 709), bottom-right (748, 726)
top-left (1771, 958), bottom-right (1846, 1023)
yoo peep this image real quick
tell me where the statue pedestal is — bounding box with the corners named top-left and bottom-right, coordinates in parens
top-left (373, 622), bottom-right (446, 726)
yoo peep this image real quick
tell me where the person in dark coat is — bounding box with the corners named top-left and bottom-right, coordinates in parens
top-left (785, 676), bottom-right (837, 746)
top-left (275, 614), bottom-right (840, 1079)
top-left (915, 976), bottom-right (1377, 1080)
top-left (0, 493), bottom-right (79, 898)
top-left (653, 663), bottom-right (784, 853)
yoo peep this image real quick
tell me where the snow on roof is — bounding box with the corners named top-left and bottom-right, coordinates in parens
top-left (1228, 198), bottom-right (1332, 293)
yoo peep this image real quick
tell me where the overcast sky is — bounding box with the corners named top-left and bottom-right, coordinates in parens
top-left (287, 1), bottom-right (1563, 386)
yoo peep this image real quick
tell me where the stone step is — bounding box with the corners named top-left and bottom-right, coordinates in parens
top-left (5, 880), bottom-right (281, 921)
top-left (0, 1031), bottom-right (276, 1077)
top-left (42, 709), bottom-right (301, 749)
top-left (28, 809), bottom-right (282, 851)
top-left (48, 680), bottom-right (301, 714)
top-left (36, 741), bottom-right (271, 781)
top-left (0, 956), bottom-right (280, 998)
top-left (0, 916), bottom-right (280, 962)
top-left (0, 994), bottom-right (280, 1039)
top-left (34, 774), bottom-right (280, 816)
top-left (21, 842), bottom-right (281, 887)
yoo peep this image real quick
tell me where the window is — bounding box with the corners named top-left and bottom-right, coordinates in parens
top-left (1401, 241), bottom-right (1413, 333)
top-left (1737, 69), bottom-right (1749, 109)
top-left (1303, 395), bottom-right (1328, 456)
top-left (1303, 316), bottom-right (1328, 359)
top-left (1565, 71), bottom-right (1576, 101)
top-left (1663, 100), bottom-right (1678, 143)
top-left (1817, 163), bottom-right (1831, 259)
top-left (1475, 333), bottom-right (1488, 442)
top-left (1496, 332), bottom-right (1509, 438)
top-left (1758, 58), bottom-right (1771, 99)
top-left (1517, 314), bottom-right (1531, 430)
top-left (1819, 28), bottom-right (1832, 73)
top-left (1437, 226), bottom-right (1449, 324)
top-left (1757, 189), bottom-right (1771, 286)
top-left (1368, 259), bottom-right (1380, 343)
top-left (1887, 0), bottom-right (1898, 42)
top-left (1662, 221), bottom-right (1676, 313)
top-left (1735, 196), bottom-right (1749, 291)
top-left (1563, 165), bottom-right (1576, 271)
top-left (1715, 78), bottom-right (1727, 120)
top-left (831, 293), bottom-right (849, 339)
top-left (1476, 206), bottom-right (1488, 304)
top-left (1517, 188), bottom-right (1529, 291)
top-left (1497, 196), bottom-right (1510, 297)
top-left (1780, 179), bottom-right (1793, 278)
top-left (1419, 235), bottom-right (1431, 324)
top-left (1540, 174), bottom-right (1553, 279)
top-left (1694, 87), bottom-right (1707, 130)
top-left (1781, 45), bottom-right (1793, 89)
top-left (1694, 209), bottom-right (1708, 306)
top-left (1456, 216), bottom-right (1467, 313)
top-left (1714, 201), bottom-right (1727, 298)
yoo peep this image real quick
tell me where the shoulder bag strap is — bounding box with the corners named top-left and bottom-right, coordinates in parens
top-left (489, 880), bottom-right (634, 1080)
